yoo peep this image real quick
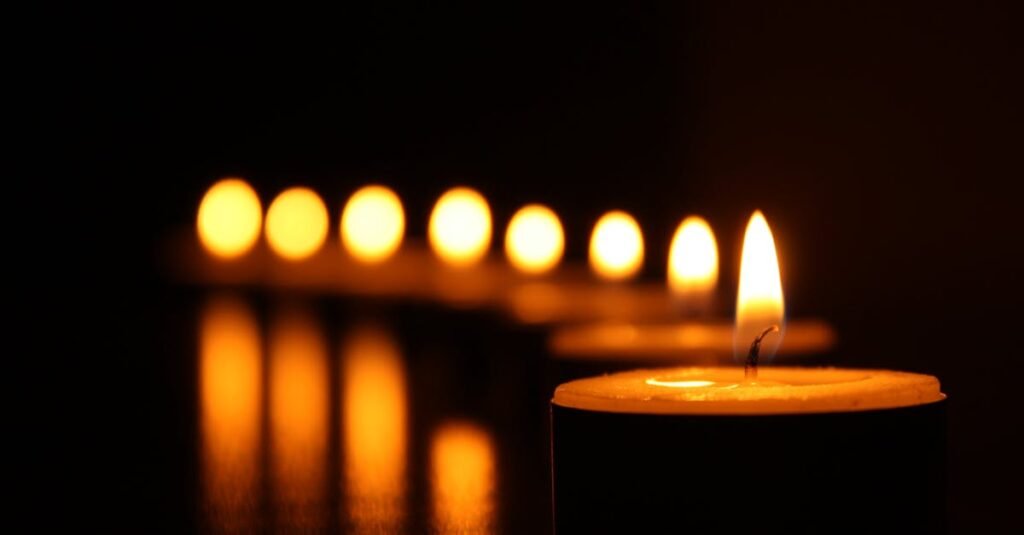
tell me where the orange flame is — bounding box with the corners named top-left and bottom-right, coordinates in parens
top-left (735, 210), bottom-right (785, 361)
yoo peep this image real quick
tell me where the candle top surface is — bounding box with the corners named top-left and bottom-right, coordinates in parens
top-left (553, 366), bottom-right (944, 415)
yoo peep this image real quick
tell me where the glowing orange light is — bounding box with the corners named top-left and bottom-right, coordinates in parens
top-left (667, 216), bottom-right (719, 306)
top-left (428, 187), bottom-right (492, 266)
top-left (269, 309), bottom-right (329, 530)
top-left (199, 295), bottom-right (262, 532)
top-left (341, 185), bottom-right (405, 264)
top-left (505, 204), bottom-right (564, 274)
top-left (644, 379), bottom-right (716, 388)
top-left (196, 178), bottom-right (262, 258)
top-left (342, 325), bottom-right (408, 532)
top-left (265, 187), bottom-right (329, 261)
top-left (735, 210), bottom-right (785, 361)
top-left (430, 421), bottom-right (496, 534)
top-left (589, 210), bottom-right (644, 281)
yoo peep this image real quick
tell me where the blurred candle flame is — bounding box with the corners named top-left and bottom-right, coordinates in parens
top-left (341, 185), bottom-right (405, 264)
top-left (735, 210), bottom-right (785, 362)
top-left (269, 308), bottom-right (329, 530)
top-left (199, 295), bottom-right (262, 533)
top-left (431, 422), bottom-right (496, 535)
top-left (429, 187), bottom-right (492, 266)
top-left (265, 187), bottom-right (329, 261)
top-left (589, 210), bottom-right (644, 281)
top-left (667, 216), bottom-right (719, 309)
top-left (505, 204), bottom-right (565, 275)
top-left (342, 325), bottom-right (408, 533)
top-left (197, 178), bottom-right (263, 259)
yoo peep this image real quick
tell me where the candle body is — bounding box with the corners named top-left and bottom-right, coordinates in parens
top-left (551, 367), bottom-right (946, 534)
top-left (552, 402), bottom-right (946, 534)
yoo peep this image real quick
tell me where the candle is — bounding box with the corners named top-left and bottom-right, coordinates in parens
top-left (196, 178), bottom-right (263, 259)
top-left (550, 211), bottom-right (947, 533)
top-left (588, 210), bottom-right (644, 281)
top-left (340, 185), bottom-right (406, 264)
top-left (504, 204), bottom-right (565, 275)
top-left (265, 187), bottom-right (330, 261)
top-left (667, 215), bottom-right (718, 314)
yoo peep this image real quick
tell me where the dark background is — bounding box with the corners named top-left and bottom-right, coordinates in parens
top-left (44, 1), bottom-right (1023, 532)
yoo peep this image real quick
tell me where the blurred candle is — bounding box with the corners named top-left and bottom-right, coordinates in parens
top-left (196, 178), bottom-right (262, 259)
top-left (429, 187), bottom-right (492, 267)
top-left (269, 308), bottom-right (329, 530)
top-left (340, 185), bottom-right (405, 264)
top-left (504, 204), bottom-right (565, 275)
top-left (198, 296), bottom-right (262, 533)
top-left (265, 187), bottom-right (329, 261)
top-left (667, 215), bottom-right (718, 313)
top-left (430, 422), bottom-right (496, 535)
top-left (342, 325), bottom-right (408, 533)
top-left (589, 210), bottom-right (644, 281)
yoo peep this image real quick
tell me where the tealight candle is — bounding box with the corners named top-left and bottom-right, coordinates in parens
top-left (551, 367), bottom-right (946, 533)
top-left (550, 211), bottom-right (947, 533)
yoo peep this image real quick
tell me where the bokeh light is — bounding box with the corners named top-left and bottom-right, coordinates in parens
top-left (588, 210), bottom-right (644, 281)
top-left (265, 187), bottom-right (329, 261)
top-left (504, 204), bottom-right (564, 275)
top-left (428, 187), bottom-right (492, 267)
top-left (431, 421), bottom-right (496, 534)
top-left (196, 178), bottom-right (263, 259)
top-left (340, 185), bottom-right (405, 264)
top-left (667, 216), bottom-right (719, 301)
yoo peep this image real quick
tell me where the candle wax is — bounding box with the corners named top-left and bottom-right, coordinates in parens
top-left (553, 366), bottom-right (944, 415)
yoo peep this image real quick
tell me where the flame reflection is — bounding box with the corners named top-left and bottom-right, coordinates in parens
top-left (431, 421), bottom-right (496, 535)
top-left (342, 325), bottom-right (408, 533)
top-left (199, 296), bottom-right (262, 533)
top-left (269, 307), bottom-right (329, 531)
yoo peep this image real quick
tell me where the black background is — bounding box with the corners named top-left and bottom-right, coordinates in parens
top-left (39, 1), bottom-right (1023, 532)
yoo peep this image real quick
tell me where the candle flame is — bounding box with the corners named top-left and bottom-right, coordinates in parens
top-left (197, 178), bottom-right (263, 259)
top-left (735, 210), bottom-right (785, 362)
top-left (341, 185), bottom-right (406, 264)
top-left (505, 204), bottom-right (565, 275)
top-left (429, 187), bottom-right (493, 267)
top-left (265, 187), bottom-right (329, 261)
top-left (667, 216), bottom-right (719, 305)
top-left (589, 210), bottom-right (644, 281)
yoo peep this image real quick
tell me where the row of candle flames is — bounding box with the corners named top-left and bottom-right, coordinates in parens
top-left (196, 178), bottom-right (785, 325)
top-left (196, 178), bottom-right (789, 529)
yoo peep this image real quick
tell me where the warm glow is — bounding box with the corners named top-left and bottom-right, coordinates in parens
top-left (199, 296), bottom-right (262, 532)
top-left (341, 185), bottom-right (405, 264)
top-left (265, 187), bottom-right (329, 261)
top-left (589, 210), bottom-right (644, 281)
top-left (342, 326), bottom-right (408, 532)
top-left (645, 379), bottom-right (716, 388)
top-left (431, 422), bottom-right (496, 534)
top-left (269, 309), bottom-right (328, 530)
top-left (668, 216), bottom-right (719, 304)
top-left (428, 187), bottom-right (492, 266)
top-left (196, 178), bottom-right (262, 258)
top-left (505, 204), bottom-right (565, 274)
top-left (735, 210), bottom-right (785, 361)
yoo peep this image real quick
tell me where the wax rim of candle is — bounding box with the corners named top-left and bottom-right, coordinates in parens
top-left (553, 366), bottom-right (944, 415)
